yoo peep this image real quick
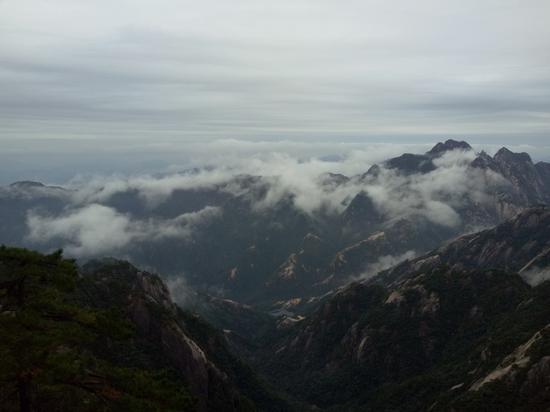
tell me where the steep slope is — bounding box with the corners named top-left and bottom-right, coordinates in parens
top-left (78, 259), bottom-right (297, 412)
top-left (78, 259), bottom-right (245, 412)
top-left (0, 247), bottom-right (296, 412)
top-left (326, 142), bottom-right (550, 289)
top-left (0, 247), bottom-right (195, 412)
top-left (260, 269), bottom-right (535, 410)
top-left (380, 206), bottom-right (550, 286)
top-left (536, 161), bottom-right (550, 187)
top-left (263, 234), bottom-right (335, 300)
top-left (256, 207), bottom-right (550, 410)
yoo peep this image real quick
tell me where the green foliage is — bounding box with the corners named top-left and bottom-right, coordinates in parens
top-left (261, 266), bottom-right (550, 411)
top-left (0, 246), bottom-right (195, 411)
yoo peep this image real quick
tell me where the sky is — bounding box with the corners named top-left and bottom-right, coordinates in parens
top-left (0, 0), bottom-right (549, 181)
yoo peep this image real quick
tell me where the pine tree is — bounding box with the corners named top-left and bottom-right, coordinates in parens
top-left (0, 246), bottom-right (195, 411)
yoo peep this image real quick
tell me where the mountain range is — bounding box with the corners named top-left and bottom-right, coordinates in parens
top-left (2, 140), bottom-right (550, 411)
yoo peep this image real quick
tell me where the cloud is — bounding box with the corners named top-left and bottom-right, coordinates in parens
top-left (37, 146), bottom-right (513, 230)
top-left (27, 204), bottom-right (134, 256)
top-left (520, 266), bottom-right (550, 287)
top-left (26, 203), bottom-right (221, 256)
top-left (0, 0), bottom-right (549, 142)
top-left (357, 251), bottom-right (416, 281)
top-left (165, 276), bottom-right (192, 308)
top-left (1, 138), bottom-right (549, 186)
top-left (18, 143), bottom-right (537, 259)
top-left (362, 149), bottom-right (507, 228)
top-left (71, 169), bottom-right (237, 207)
top-left (64, 142), bottom-right (434, 214)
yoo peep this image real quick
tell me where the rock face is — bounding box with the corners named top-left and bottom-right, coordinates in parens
top-left (340, 191), bottom-right (382, 241)
top-left (79, 260), bottom-right (241, 412)
top-left (263, 233), bottom-right (335, 300)
top-left (380, 206), bottom-right (550, 286)
top-left (260, 268), bottom-right (535, 410)
top-left (470, 324), bottom-right (550, 391)
top-left (328, 216), bottom-right (453, 281)
top-left (79, 259), bottom-right (293, 412)
top-left (493, 148), bottom-right (550, 203)
top-left (320, 143), bottom-right (550, 295)
top-left (472, 147), bottom-right (550, 211)
top-left (254, 207), bottom-right (550, 411)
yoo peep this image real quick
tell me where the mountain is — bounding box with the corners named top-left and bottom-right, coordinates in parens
top-left (0, 247), bottom-right (296, 412)
top-left (0, 247), bottom-right (195, 411)
top-left (263, 233), bottom-right (334, 300)
top-left (384, 153), bottom-right (437, 175)
top-left (2, 206), bottom-right (550, 410)
top-left (427, 139), bottom-right (473, 156)
top-left (1, 140), bottom-right (550, 307)
top-left (380, 205), bottom-right (550, 286)
top-left (253, 207), bottom-right (550, 410)
top-left (376, 140), bottom-right (472, 176)
top-left (260, 143), bottom-right (550, 303)
top-left (472, 147), bottom-right (550, 207)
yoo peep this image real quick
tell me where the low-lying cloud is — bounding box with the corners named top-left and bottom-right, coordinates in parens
top-left (27, 204), bottom-right (221, 256)
top-left (363, 151), bottom-right (507, 228)
top-left (358, 251), bottom-right (417, 281)
top-left (67, 146), bottom-right (502, 221)
top-left (520, 266), bottom-right (550, 287)
top-left (165, 276), bottom-right (192, 308)
top-left (20, 145), bottom-right (519, 258)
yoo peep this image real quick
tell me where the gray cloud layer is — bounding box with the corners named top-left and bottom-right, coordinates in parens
top-left (27, 204), bottom-right (221, 256)
top-left (23, 147), bottom-right (511, 257)
top-left (1, 0), bottom-right (549, 141)
top-left (1, 138), bottom-right (550, 185)
top-left (65, 147), bottom-right (493, 218)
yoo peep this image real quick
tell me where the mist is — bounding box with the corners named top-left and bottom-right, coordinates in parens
top-left (19, 144), bottom-right (513, 259)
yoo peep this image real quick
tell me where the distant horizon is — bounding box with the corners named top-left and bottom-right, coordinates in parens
top-left (1, 136), bottom-right (549, 185)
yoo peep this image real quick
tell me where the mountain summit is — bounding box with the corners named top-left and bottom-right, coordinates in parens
top-left (427, 139), bottom-right (473, 156)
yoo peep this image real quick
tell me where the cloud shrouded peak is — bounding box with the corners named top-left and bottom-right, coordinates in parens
top-left (19, 139), bottom-right (534, 261)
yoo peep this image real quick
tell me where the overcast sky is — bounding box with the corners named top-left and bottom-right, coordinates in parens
top-left (0, 0), bottom-right (549, 181)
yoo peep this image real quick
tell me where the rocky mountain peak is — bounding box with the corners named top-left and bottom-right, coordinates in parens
top-left (427, 139), bottom-right (473, 156)
top-left (494, 147), bottom-right (533, 164)
top-left (8, 180), bottom-right (67, 195)
top-left (10, 180), bottom-right (44, 187)
top-left (471, 150), bottom-right (495, 168)
top-left (318, 172), bottom-right (350, 188)
top-left (9, 180), bottom-right (45, 188)
top-left (384, 153), bottom-right (436, 174)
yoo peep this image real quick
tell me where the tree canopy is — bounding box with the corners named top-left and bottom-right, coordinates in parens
top-left (0, 246), bottom-right (195, 412)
